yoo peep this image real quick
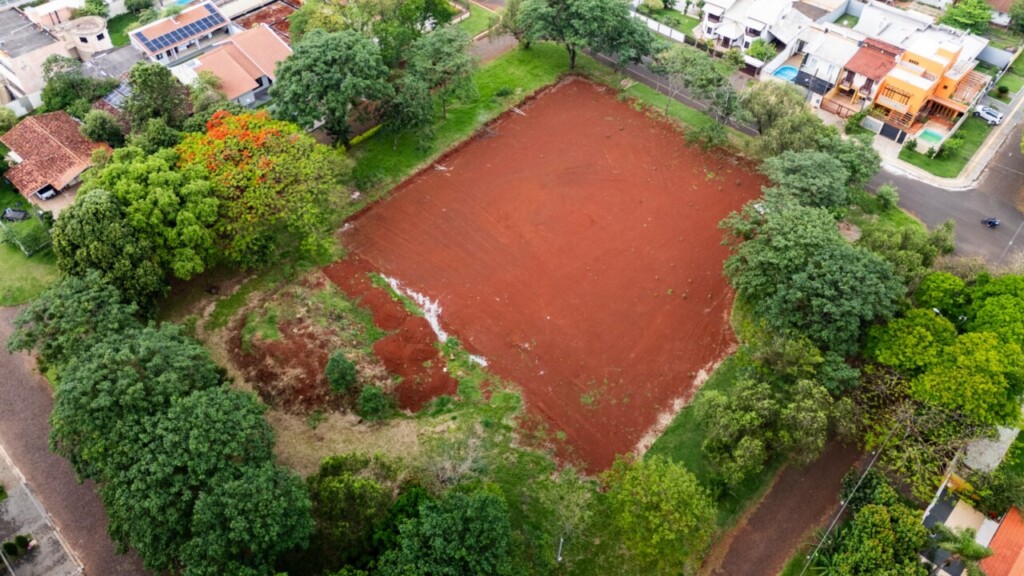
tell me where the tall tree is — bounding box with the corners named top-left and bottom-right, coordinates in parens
top-left (741, 80), bottom-right (806, 134)
top-left (379, 75), bottom-right (435, 147)
top-left (81, 146), bottom-right (219, 280)
top-left (604, 456), bottom-right (715, 574)
top-left (80, 109), bottom-right (124, 147)
top-left (927, 525), bottom-right (992, 576)
top-left (408, 27), bottom-right (476, 118)
top-left (6, 271), bottom-right (138, 369)
top-left (100, 388), bottom-right (290, 575)
top-left (939, 0), bottom-right (994, 34)
top-left (378, 491), bottom-right (515, 576)
top-left (868, 308), bottom-right (958, 375)
top-left (271, 29), bottom-right (393, 145)
top-left (832, 483), bottom-right (930, 576)
top-left (489, 0), bottom-right (529, 46)
top-left (50, 323), bottom-right (224, 480)
top-left (722, 205), bottom-right (904, 355)
top-left (760, 150), bottom-right (849, 210)
top-left (176, 111), bottom-right (349, 266)
top-left (520, 0), bottom-right (650, 69)
top-left (40, 55), bottom-right (119, 117)
top-left (123, 62), bottom-right (191, 131)
top-left (51, 189), bottom-right (167, 308)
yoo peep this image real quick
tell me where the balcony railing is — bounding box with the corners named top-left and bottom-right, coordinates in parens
top-left (876, 95), bottom-right (909, 113)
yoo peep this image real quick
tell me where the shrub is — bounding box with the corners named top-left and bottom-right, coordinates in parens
top-left (2, 542), bottom-right (17, 557)
top-left (13, 535), bottom-right (29, 551)
top-left (0, 108), bottom-right (15, 135)
top-left (325, 352), bottom-right (358, 393)
top-left (358, 385), bottom-right (393, 421)
top-left (494, 86), bottom-right (514, 98)
top-left (903, 138), bottom-right (917, 150)
top-left (845, 109), bottom-right (868, 135)
top-left (998, 84), bottom-right (1010, 96)
top-left (937, 136), bottom-right (964, 159)
top-left (876, 184), bottom-right (899, 212)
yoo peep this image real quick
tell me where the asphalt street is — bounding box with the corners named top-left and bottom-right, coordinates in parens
top-left (872, 121), bottom-right (1024, 264)
top-left (0, 307), bottom-right (145, 576)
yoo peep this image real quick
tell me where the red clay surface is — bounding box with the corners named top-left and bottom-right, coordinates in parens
top-left (323, 256), bottom-right (459, 410)
top-left (338, 78), bottom-right (761, 470)
top-left (705, 441), bottom-right (863, 576)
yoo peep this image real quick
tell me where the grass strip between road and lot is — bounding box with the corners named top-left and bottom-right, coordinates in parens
top-left (350, 42), bottom-right (733, 199)
top-left (455, 3), bottom-right (493, 38)
top-left (898, 116), bottom-right (995, 179)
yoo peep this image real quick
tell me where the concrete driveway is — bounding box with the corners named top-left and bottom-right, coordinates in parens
top-left (0, 307), bottom-right (145, 576)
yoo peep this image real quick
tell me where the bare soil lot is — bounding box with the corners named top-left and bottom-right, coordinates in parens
top-left (336, 78), bottom-right (761, 470)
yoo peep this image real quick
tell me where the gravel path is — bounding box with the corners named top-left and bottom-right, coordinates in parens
top-left (703, 441), bottom-right (862, 576)
top-left (0, 306), bottom-right (145, 576)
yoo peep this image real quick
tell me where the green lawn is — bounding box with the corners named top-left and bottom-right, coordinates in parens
top-left (898, 117), bottom-right (995, 178)
top-left (994, 71), bottom-right (1024, 95)
top-left (350, 42), bottom-right (731, 195)
top-left (987, 24), bottom-right (1024, 52)
top-left (646, 354), bottom-right (783, 527)
top-left (642, 8), bottom-right (700, 38)
top-left (835, 14), bottom-right (858, 28)
top-left (455, 3), bottom-right (492, 38)
top-left (107, 13), bottom-right (139, 48)
top-left (0, 187), bottom-right (58, 306)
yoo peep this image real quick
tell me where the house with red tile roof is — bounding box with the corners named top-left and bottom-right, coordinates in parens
top-left (0, 111), bottom-right (110, 201)
top-left (982, 507), bottom-right (1024, 576)
top-left (170, 25), bottom-right (291, 107)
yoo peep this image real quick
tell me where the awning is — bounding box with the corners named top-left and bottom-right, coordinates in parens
top-left (717, 21), bottom-right (742, 39)
top-left (928, 94), bottom-right (969, 114)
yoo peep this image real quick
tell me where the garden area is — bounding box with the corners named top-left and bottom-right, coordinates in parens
top-left (639, 6), bottom-right (700, 39)
top-left (987, 51), bottom-right (1024, 101)
top-left (106, 12), bottom-right (139, 47)
top-left (0, 185), bottom-right (57, 306)
top-left (898, 116), bottom-right (995, 178)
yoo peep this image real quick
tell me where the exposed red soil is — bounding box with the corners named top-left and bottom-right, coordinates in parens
top-left (229, 316), bottom-right (341, 412)
top-left (323, 256), bottom-right (459, 410)
top-left (335, 78), bottom-right (761, 470)
top-left (705, 441), bottom-right (863, 576)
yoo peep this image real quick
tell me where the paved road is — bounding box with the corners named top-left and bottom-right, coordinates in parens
top-left (871, 121), bottom-right (1024, 265)
top-left (0, 307), bottom-right (145, 576)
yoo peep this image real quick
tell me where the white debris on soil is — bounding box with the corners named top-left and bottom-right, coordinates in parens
top-left (350, 191), bottom-right (362, 200)
top-left (632, 353), bottom-right (734, 456)
top-left (341, 222), bottom-right (353, 231)
top-left (382, 275), bottom-right (488, 367)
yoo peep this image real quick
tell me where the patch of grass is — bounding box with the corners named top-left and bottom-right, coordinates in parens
top-left (368, 273), bottom-right (424, 317)
top-left (646, 354), bottom-right (783, 527)
top-left (311, 283), bottom-right (387, 344)
top-left (642, 8), bottom-right (700, 37)
top-left (0, 483), bottom-right (6, 502)
top-left (778, 548), bottom-right (811, 576)
top-left (898, 116), bottom-right (995, 178)
top-left (993, 71), bottom-right (1024, 95)
top-left (835, 13), bottom-right (858, 28)
top-left (204, 272), bottom-right (276, 331)
top-left (0, 187), bottom-right (58, 305)
top-left (989, 86), bottom-right (1013, 103)
top-left (848, 189), bottom-right (926, 233)
top-left (998, 430), bottom-right (1024, 479)
top-left (455, 3), bottom-right (492, 38)
top-left (987, 24), bottom-right (1024, 52)
top-left (240, 306), bottom-right (281, 352)
top-left (107, 13), bottom-right (140, 47)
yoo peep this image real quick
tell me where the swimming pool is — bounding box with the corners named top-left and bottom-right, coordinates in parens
top-left (773, 66), bottom-right (799, 82)
top-left (919, 128), bottom-right (945, 144)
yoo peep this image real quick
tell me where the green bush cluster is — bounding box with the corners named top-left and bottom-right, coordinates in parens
top-left (326, 351), bottom-right (359, 393)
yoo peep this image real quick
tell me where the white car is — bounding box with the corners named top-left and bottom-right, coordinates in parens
top-left (973, 105), bottom-right (1005, 126)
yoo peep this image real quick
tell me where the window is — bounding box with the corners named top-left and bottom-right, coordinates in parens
top-left (97, 33), bottom-right (105, 41)
top-left (79, 36), bottom-right (88, 43)
top-left (708, 13), bottom-right (721, 23)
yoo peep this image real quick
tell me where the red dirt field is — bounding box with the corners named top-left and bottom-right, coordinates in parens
top-left (336, 78), bottom-right (762, 470)
top-left (323, 256), bottom-right (459, 410)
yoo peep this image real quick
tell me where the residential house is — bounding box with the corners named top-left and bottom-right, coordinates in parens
top-left (0, 8), bottom-right (74, 103)
top-left (170, 24), bottom-right (290, 106)
top-left (981, 507), bottom-right (1024, 576)
top-left (699, 0), bottom-right (846, 54)
top-left (822, 37), bottom-right (902, 117)
top-left (0, 111), bottom-right (110, 202)
top-left (786, 22), bottom-right (864, 98)
top-left (986, 0), bottom-right (1012, 28)
top-left (233, 0), bottom-right (299, 44)
top-left (130, 2), bottom-right (231, 65)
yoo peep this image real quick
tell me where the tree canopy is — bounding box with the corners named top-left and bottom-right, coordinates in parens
top-left (520, 0), bottom-right (651, 69)
top-left (722, 205), bottom-right (903, 355)
top-left (123, 62), bottom-right (191, 131)
top-left (176, 111), bottom-right (349, 266)
top-left (831, 483), bottom-right (930, 576)
top-left (407, 27), bottom-right (476, 118)
top-left (760, 150), bottom-right (849, 210)
top-left (604, 456), bottom-right (715, 574)
top-left (271, 29), bottom-right (393, 144)
top-left (378, 491), bottom-right (515, 576)
top-left (41, 55), bottom-right (119, 118)
top-left (82, 146), bottom-right (219, 280)
top-left (51, 188), bottom-right (167, 308)
top-left (939, 0), bottom-right (994, 34)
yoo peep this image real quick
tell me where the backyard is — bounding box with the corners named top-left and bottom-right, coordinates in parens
top-left (455, 3), bottom-right (492, 37)
top-left (0, 186), bottom-right (57, 306)
top-left (106, 12), bottom-right (139, 48)
top-left (641, 7), bottom-right (700, 38)
top-left (898, 116), bottom-right (995, 178)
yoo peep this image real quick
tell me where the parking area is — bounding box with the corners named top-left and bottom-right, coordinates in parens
top-left (0, 444), bottom-right (81, 576)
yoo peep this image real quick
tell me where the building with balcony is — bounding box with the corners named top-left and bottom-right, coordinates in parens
top-left (0, 7), bottom-right (73, 103)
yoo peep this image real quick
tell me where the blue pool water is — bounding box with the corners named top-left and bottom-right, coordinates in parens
top-left (919, 128), bottom-right (944, 143)
top-left (773, 65), bottom-right (799, 82)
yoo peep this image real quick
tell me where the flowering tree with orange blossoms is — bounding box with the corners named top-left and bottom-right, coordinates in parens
top-left (177, 111), bottom-right (349, 267)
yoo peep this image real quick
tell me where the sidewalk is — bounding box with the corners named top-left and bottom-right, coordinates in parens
top-left (0, 443), bottom-right (82, 576)
top-left (875, 84), bottom-right (1024, 191)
